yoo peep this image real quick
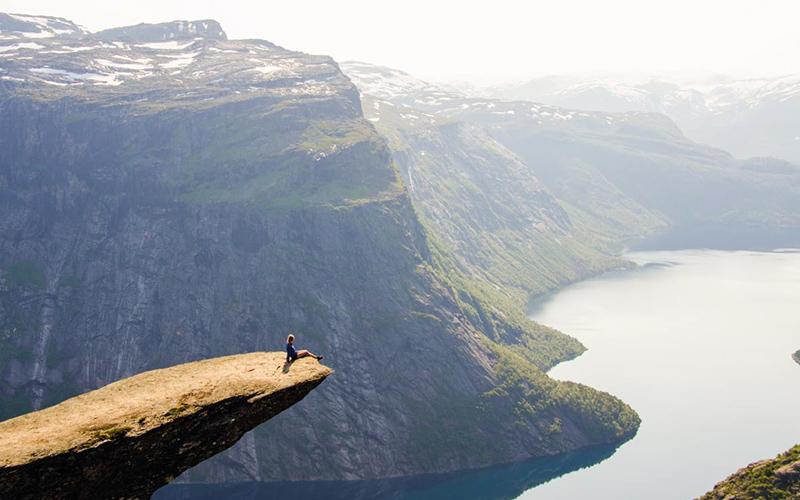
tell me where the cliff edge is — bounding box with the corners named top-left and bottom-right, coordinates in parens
top-left (0, 352), bottom-right (331, 499)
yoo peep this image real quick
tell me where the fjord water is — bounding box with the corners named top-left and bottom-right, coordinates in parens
top-left (523, 249), bottom-right (800, 499)
top-left (157, 249), bottom-right (800, 500)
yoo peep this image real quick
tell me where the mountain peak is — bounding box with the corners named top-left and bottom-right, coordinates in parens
top-left (95, 19), bottom-right (227, 43)
top-left (0, 12), bottom-right (88, 39)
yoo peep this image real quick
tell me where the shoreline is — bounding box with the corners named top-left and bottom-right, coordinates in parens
top-left (525, 249), bottom-right (800, 499)
top-left (528, 247), bottom-right (800, 318)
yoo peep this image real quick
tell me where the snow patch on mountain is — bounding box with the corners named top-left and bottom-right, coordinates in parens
top-left (0, 13), bottom-right (346, 100)
top-left (137, 40), bottom-right (195, 51)
top-left (342, 61), bottom-right (462, 102)
top-left (0, 42), bottom-right (43, 53)
top-left (0, 13), bottom-right (87, 39)
top-left (30, 67), bottom-right (121, 86)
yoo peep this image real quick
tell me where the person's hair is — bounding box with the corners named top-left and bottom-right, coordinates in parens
top-left (287, 334), bottom-right (295, 343)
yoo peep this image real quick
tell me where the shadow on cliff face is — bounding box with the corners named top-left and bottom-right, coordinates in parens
top-left (153, 443), bottom-right (618, 500)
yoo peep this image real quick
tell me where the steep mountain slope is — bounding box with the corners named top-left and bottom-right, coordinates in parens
top-left (488, 74), bottom-right (800, 164)
top-left (383, 117), bottom-right (625, 295)
top-left (0, 15), bottom-right (638, 482)
top-left (469, 104), bottom-right (800, 249)
top-left (344, 63), bottom-right (800, 255)
top-left (343, 62), bottom-right (665, 309)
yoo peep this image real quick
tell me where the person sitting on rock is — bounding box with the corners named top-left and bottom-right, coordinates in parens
top-left (286, 333), bottom-right (323, 363)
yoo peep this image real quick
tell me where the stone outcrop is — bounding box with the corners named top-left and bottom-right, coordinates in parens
top-left (701, 444), bottom-right (800, 499)
top-left (0, 353), bottom-right (330, 499)
top-left (775, 460), bottom-right (800, 479)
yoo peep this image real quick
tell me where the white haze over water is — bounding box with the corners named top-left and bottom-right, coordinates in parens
top-left (4, 0), bottom-right (800, 84)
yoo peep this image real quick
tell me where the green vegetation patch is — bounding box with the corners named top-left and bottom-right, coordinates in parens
top-left (485, 342), bottom-right (640, 442)
top-left (402, 338), bottom-right (639, 468)
top-left (422, 230), bottom-right (585, 371)
top-left (165, 112), bottom-right (402, 208)
top-left (701, 444), bottom-right (800, 499)
top-left (297, 119), bottom-right (375, 153)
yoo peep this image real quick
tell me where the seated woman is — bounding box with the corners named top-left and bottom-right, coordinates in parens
top-left (286, 333), bottom-right (323, 362)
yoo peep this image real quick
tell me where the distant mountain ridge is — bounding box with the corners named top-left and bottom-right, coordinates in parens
top-left (341, 61), bottom-right (655, 304)
top-left (342, 61), bottom-right (800, 300)
top-left (483, 73), bottom-right (800, 164)
top-left (95, 19), bottom-right (227, 42)
top-left (0, 13), bottom-right (87, 39)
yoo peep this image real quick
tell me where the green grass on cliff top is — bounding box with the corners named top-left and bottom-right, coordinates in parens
top-left (172, 117), bottom-right (403, 209)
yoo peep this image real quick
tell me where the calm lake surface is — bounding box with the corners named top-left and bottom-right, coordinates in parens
top-left (524, 249), bottom-right (800, 499)
top-left (158, 250), bottom-right (800, 499)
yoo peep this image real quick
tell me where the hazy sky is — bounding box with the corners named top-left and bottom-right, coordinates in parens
top-left (5, 0), bottom-right (800, 83)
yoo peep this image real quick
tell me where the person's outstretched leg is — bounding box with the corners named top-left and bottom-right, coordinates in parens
top-left (296, 350), bottom-right (323, 361)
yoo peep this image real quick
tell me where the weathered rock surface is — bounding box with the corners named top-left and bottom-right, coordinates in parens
top-left (700, 444), bottom-right (800, 499)
top-left (0, 352), bottom-right (330, 499)
top-left (775, 460), bottom-right (800, 479)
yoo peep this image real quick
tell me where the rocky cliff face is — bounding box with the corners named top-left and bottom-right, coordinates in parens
top-left (342, 61), bottom-right (666, 317)
top-left (346, 80), bottom-right (643, 302)
top-left (0, 352), bottom-right (330, 499)
top-left (0, 15), bottom-right (638, 482)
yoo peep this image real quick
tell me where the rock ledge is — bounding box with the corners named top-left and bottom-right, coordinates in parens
top-left (0, 352), bottom-right (330, 499)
